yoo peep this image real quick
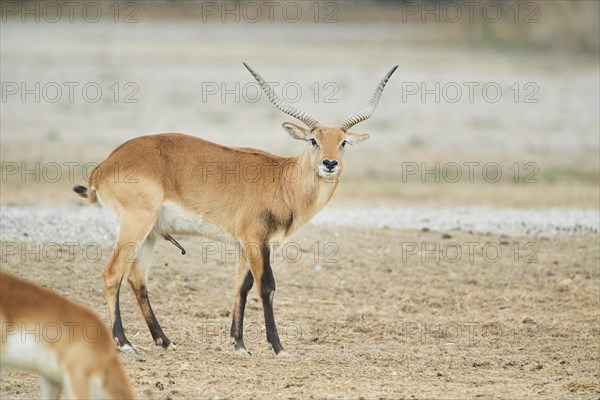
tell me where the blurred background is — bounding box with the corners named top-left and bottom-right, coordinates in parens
top-left (1, 0), bottom-right (599, 208)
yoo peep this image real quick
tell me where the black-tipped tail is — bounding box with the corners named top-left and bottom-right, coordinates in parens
top-left (74, 184), bottom-right (98, 204)
top-left (73, 185), bottom-right (88, 198)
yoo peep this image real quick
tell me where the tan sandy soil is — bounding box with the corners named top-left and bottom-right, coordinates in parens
top-left (1, 226), bottom-right (598, 399)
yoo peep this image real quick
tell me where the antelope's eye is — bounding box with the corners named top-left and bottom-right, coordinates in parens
top-left (310, 138), bottom-right (318, 147)
top-left (341, 140), bottom-right (348, 148)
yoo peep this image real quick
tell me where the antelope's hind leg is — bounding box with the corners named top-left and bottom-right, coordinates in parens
top-left (103, 213), bottom-right (160, 354)
top-left (128, 231), bottom-right (175, 350)
top-left (230, 253), bottom-right (254, 355)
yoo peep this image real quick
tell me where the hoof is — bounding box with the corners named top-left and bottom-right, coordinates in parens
top-left (276, 350), bottom-right (291, 359)
top-left (119, 344), bottom-right (139, 355)
top-left (232, 340), bottom-right (251, 356)
top-left (155, 337), bottom-right (177, 351)
top-left (235, 346), bottom-right (251, 356)
top-left (166, 341), bottom-right (178, 351)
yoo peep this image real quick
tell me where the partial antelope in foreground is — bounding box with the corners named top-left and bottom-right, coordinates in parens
top-left (74, 63), bottom-right (397, 356)
top-left (0, 271), bottom-right (134, 399)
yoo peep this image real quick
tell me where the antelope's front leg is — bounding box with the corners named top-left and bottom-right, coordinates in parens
top-left (247, 244), bottom-right (286, 356)
top-left (230, 255), bottom-right (254, 354)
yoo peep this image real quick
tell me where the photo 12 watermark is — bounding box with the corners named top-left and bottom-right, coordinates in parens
top-left (400, 240), bottom-right (539, 264)
top-left (400, 81), bottom-right (539, 104)
top-left (398, 1), bottom-right (539, 24)
top-left (1, 161), bottom-right (138, 184)
top-left (1, 82), bottom-right (140, 104)
top-left (201, 240), bottom-right (339, 264)
top-left (1, 321), bottom-right (105, 344)
top-left (400, 320), bottom-right (541, 346)
top-left (201, 80), bottom-right (339, 104)
top-left (198, 1), bottom-right (339, 23)
top-left (401, 161), bottom-right (540, 184)
top-left (1, 1), bottom-right (139, 23)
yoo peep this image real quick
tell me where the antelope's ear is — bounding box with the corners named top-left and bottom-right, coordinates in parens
top-left (282, 122), bottom-right (311, 141)
top-left (346, 131), bottom-right (370, 144)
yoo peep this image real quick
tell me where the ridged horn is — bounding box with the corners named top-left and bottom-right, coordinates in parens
top-left (339, 65), bottom-right (398, 131)
top-left (243, 62), bottom-right (320, 131)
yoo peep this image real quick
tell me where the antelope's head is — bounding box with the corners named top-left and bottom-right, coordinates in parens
top-left (244, 62), bottom-right (397, 178)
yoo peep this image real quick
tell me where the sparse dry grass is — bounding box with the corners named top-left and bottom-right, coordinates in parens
top-left (1, 226), bottom-right (598, 399)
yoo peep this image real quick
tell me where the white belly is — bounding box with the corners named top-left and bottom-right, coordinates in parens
top-left (155, 201), bottom-right (236, 244)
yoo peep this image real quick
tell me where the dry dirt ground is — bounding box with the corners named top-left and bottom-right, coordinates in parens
top-left (1, 225), bottom-right (598, 399)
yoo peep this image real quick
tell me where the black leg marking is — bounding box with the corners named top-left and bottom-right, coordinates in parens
top-left (138, 285), bottom-right (172, 349)
top-left (260, 246), bottom-right (284, 354)
top-left (112, 277), bottom-right (133, 350)
top-left (261, 209), bottom-right (294, 236)
top-left (231, 270), bottom-right (254, 351)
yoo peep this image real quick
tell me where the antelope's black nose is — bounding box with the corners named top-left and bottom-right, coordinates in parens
top-left (322, 159), bottom-right (339, 171)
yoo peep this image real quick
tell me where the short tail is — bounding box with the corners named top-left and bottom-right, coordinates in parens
top-left (73, 185), bottom-right (98, 204)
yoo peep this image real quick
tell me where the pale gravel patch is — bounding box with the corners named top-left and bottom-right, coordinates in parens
top-left (0, 206), bottom-right (598, 245)
top-left (0, 206), bottom-right (118, 245)
top-left (311, 207), bottom-right (599, 236)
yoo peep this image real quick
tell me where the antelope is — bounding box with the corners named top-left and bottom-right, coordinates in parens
top-left (73, 63), bottom-right (397, 356)
top-left (0, 271), bottom-right (135, 399)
